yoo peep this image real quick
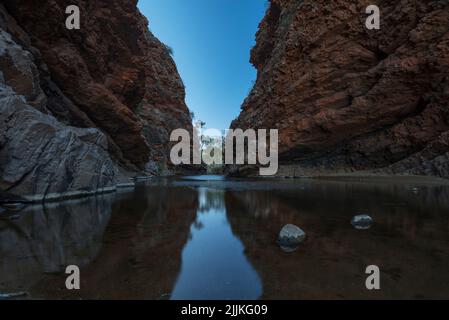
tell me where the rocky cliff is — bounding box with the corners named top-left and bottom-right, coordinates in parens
top-left (232, 0), bottom-right (449, 178)
top-left (0, 1), bottom-right (192, 200)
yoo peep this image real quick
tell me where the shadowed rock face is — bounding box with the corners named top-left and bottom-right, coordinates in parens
top-left (0, 28), bottom-right (128, 197)
top-left (0, 1), bottom-right (193, 197)
top-left (0, 79), bottom-right (122, 197)
top-left (232, 0), bottom-right (449, 178)
top-left (0, 0), bottom-right (191, 173)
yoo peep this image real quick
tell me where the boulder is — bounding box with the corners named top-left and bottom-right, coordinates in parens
top-left (0, 79), bottom-right (125, 201)
top-left (351, 215), bottom-right (373, 230)
top-left (278, 224), bottom-right (307, 249)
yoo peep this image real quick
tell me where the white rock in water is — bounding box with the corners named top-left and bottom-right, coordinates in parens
top-left (351, 215), bottom-right (373, 230)
top-left (278, 224), bottom-right (307, 248)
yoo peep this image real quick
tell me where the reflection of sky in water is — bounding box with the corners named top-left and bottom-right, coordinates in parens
top-left (181, 175), bottom-right (225, 181)
top-left (171, 188), bottom-right (262, 300)
top-left (2, 177), bottom-right (449, 299)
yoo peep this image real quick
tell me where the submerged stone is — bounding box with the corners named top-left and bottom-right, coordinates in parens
top-left (0, 202), bottom-right (27, 213)
top-left (351, 215), bottom-right (373, 230)
top-left (0, 292), bottom-right (28, 299)
top-left (278, 224), bottom-right (306, 250)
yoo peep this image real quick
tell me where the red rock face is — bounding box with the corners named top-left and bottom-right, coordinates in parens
top-left (232, 0), bottom-right (449, 178)
top-left (2, 0), bottom-right (192, 171)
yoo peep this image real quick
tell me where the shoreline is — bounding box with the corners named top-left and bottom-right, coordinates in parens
top-left (2, 173), bottom-right (448, 206)
top-left (227, 170), bottom-right (449, 185)
top-left (279, 174), bottom-right (449, 186)
top-left (0, 182), bottom-right (138, 205)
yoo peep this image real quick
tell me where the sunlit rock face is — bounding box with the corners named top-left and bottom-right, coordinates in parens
top-left (232, 0), bottom-right (449, 178)
top-left (0, 0), bottom-right (192, 197)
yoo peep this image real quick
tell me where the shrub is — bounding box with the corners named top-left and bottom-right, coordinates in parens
top-left (164, 44), bottom-right (174, 56)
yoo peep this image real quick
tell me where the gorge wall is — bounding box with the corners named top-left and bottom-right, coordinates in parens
top-left (0, 0), bottom-right (192, 200)
top-left (232, 0), bottom-right (449, 179)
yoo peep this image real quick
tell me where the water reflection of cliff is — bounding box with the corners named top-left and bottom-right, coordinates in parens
top-left (225, 181), bottom-right (449, 299)
top-left (1, 185), bottom-right (198, 299)
top-left (0, 193), bottom-right (114, 293)
top-left (2, 178), bottom-right (449, 299)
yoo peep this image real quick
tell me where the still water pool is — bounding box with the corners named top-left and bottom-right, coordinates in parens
top-left (1, 176), bottom-right (449, 299)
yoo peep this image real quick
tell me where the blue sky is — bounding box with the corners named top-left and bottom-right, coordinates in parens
top-left (138, 0), bottom-right (267, 130)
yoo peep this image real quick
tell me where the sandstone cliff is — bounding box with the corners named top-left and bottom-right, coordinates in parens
top-left (0, 1), bottom-right (192, 200)
top-left (232, 0), bottom-right (449, 178)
